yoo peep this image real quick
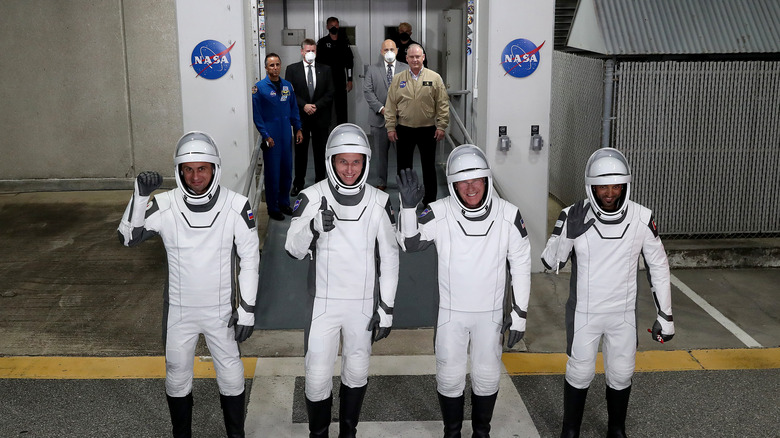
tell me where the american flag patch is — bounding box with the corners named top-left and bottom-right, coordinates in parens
top-left (247, 210), bottom-right (254, 221)
top-left (520, 218), bottom-right (526, 229)
top-left (418, 207), bottom-right (431, 218)
top-left (293, 199), bottom-right (302, 211)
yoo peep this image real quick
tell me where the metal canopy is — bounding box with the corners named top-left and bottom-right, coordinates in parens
top-left (566, 0), bottom-right (780, 55)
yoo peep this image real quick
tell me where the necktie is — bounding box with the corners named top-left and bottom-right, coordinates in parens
top-left (386, 64), bottom-right (393, 86)
top-left (307, 65), bottom-right (314, 99)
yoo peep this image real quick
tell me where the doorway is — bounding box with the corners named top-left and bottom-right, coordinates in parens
top-left (317, 0), bottom-right (420, 131)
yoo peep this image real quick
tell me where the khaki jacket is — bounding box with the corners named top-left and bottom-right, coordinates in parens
top-left (384, 68), bottom-right (449, 131)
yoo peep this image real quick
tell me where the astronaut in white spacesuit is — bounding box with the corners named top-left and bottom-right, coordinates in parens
top-left (541, 148), bottom-right (674, 438)
top-left (118, 131), bottom-right (259, 438)
top-left (395, 144), bottom-right (532, 438)
top-left (285, 123), bottom-right (399, 438)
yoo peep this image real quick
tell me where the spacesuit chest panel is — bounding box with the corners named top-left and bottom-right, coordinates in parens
top-left (315, 189), bottom-right (379, 300)
top-left (439, 198), bottom-right (506, 312)
top-left (575, 203), bottom-right (644, 313)
top-left (163, 190), bottom-right (234, 307)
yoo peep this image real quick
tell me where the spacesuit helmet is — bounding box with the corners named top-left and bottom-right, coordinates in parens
top-left (173, 131), bottom-right (221, 205)
top-left (584, 147), bottom-right (632, 220)
top-left (446, 144), bottom-right (493, 217)
top-left (325, 123), bottom-right (372, 195)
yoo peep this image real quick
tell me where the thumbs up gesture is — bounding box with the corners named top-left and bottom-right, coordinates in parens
top-left (313, 196), bottom-right (335, 233)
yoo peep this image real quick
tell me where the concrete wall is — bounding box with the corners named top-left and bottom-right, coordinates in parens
top-left (0, 0), bottom-right (181, 187)
top-left (0, 0), bottom-right (460, 188)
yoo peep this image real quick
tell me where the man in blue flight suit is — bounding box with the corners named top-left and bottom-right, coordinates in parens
top-left (253, 53), bottom-right (304, 221)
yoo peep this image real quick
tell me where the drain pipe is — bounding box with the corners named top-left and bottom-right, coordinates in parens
top-left (601, 58), bottom-right (615, 149)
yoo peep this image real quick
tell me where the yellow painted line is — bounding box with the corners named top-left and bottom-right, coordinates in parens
top-left (502, 352), bottom-right (568, 375)
top-left (633, 350), bottom-right (702, 372)
top-left (1, 349), bottom-right (777, 379)
top-left (0, 357), bottom-right (257, 379)
top-left (503, 348), bottom-right (780, 375)
top-left (691, 348), bottom-right (780, 370)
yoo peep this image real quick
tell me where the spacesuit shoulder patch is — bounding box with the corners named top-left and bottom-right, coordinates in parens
top-left (292, 194), bottom-right (310, 217)
top-left (648, 214), bottom-right (659, 238)
top-left (144, 198), bottom-right (159, 219)
top-left (552, 210), bottom-right (567, 236)
top-left (383, 198), bottom-right (396, 225)
top-left (418, 206), bottom-right (435, 224)
top-left (513, 210), bottom-right (528, 238)
top-left (240, 200), bottom-right (257, 229)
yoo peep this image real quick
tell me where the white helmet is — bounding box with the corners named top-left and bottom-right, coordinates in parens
top-left (446, 144), bottom-right (493, 218)
top-left (173, 131), bottom-right (221, 205)
top-left (325, 123), bottom-right (371, 195)
top-left (584, 147), bottom-right (632, 220)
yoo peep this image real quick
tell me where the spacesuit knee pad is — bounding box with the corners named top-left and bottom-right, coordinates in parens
top-left (565, 359), bottom-right (596, 389)
top-left (436, 368), bottom-right (467, 398)
top-left (470, 368), bottom-right (501, 397)
top-left (605, 366), bottom-right (633, 390)
top-left (305, 366), bottom-right (334, 401)
top-left (215, 364), bottom-right (246, 396)
top-left (340, 358), bottom-right (369, 389)
top-left (165, 370), bottom-right (194, 397)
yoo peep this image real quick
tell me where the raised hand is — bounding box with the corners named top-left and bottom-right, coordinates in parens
top-left (137, 171), bottom-right (162, 196)
top-left (395, 168), bottom-right (424, 208)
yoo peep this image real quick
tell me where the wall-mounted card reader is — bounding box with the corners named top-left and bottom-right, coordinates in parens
top-left (530, 125), bottom-right (543, 151)
top-left (498, 126), bottom-right (511, 152)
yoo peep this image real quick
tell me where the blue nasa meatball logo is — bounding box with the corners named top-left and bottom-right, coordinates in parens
top-left (190, 40), bottom-right (235, 80)
top-left (501, 38), bottom-right (545, 78)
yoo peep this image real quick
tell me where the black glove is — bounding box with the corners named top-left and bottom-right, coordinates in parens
top-left (228, 311), bottom-right (254, 343)
top-left (650, 320), bottom-right (674, 343)
top-left (566, 200), bottom-right (595, 239)
top-left (367, 312), bottom-right (392, 344)
top-left (137, 171), bottom-right (162, 196)
top-left (395, 168), bottom-right (425, 208)
top-left (313, 197), bottom-right (335, 232)
top-left (502, 314), bottom-right (525, 349)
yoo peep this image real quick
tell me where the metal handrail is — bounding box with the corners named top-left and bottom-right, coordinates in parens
top-left (447, 90), bottom-right (474, 145)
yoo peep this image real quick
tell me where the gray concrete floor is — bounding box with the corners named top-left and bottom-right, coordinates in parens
top-left (1, 183), bottom-right (779, 436)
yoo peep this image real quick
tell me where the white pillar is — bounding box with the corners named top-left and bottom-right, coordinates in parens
top-left (474, 0), bottom-right (554, 272)
top-left (175, 0), bottom-right (255, 193)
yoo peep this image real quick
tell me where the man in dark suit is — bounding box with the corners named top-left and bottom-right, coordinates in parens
top-left (363, 39), bottom-right (409, 191)
top-left (285, 38), bottom-right (335, 196)
top-left (317, 17), bottom-right (354, 125)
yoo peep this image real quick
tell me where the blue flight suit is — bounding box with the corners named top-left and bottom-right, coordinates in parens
top-left (252, 76), bottom-right (302, 214)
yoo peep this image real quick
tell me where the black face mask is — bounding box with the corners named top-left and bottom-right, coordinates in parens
top-left (399, 32), bottom-right (411, 42)
top-left (329, 27), bottom-right (339, 35)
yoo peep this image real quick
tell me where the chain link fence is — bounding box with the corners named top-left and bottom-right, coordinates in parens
top-left (551, 52), bottom-right (780, 239)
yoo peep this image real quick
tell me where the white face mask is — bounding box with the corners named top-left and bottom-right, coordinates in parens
top-left (304, 52), bottom-right (316, 64)
top-left (384, 50), bottom-right (396, 63)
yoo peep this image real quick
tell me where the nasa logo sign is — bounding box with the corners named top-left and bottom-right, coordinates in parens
top-left (190, 40), bottom-right (236, 80)
top-left (501, 38), bottom-right (545, 78)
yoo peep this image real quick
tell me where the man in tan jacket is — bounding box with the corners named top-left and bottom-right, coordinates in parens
top-left (385, 44), bottom-right (449, 205)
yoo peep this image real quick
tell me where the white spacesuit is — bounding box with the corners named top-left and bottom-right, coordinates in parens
top-left (396, 144), bottom-right (531, 438)
top-left (285, 123), bottom-right (399, 438)
top-left (118, 131), bottom-right (259, 438)
top-left (541, 147), bottom-right (674, 438)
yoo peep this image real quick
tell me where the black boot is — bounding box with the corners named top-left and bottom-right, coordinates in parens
top-left (338, 383), bottom-right (367, 438)
top-left (437, 392), bottom-right (465, 438)
top-left (606, 385), bottom-right (631, 438)
top-left (166, 392), bottom-right (193, 438)
top-left (306, 395), bottom-right (333, 438)
top-left (220, 391), bottom-right (246, 438)
top-left (471, 391), bottom-right (498, 438)
top-left (560, 380), bottom-right (588, 438)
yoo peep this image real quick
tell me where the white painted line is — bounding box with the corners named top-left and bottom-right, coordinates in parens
top-left (246, 356), bottom-right (541, 437)
top-left (670, 274), bottom-right (762, 348)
